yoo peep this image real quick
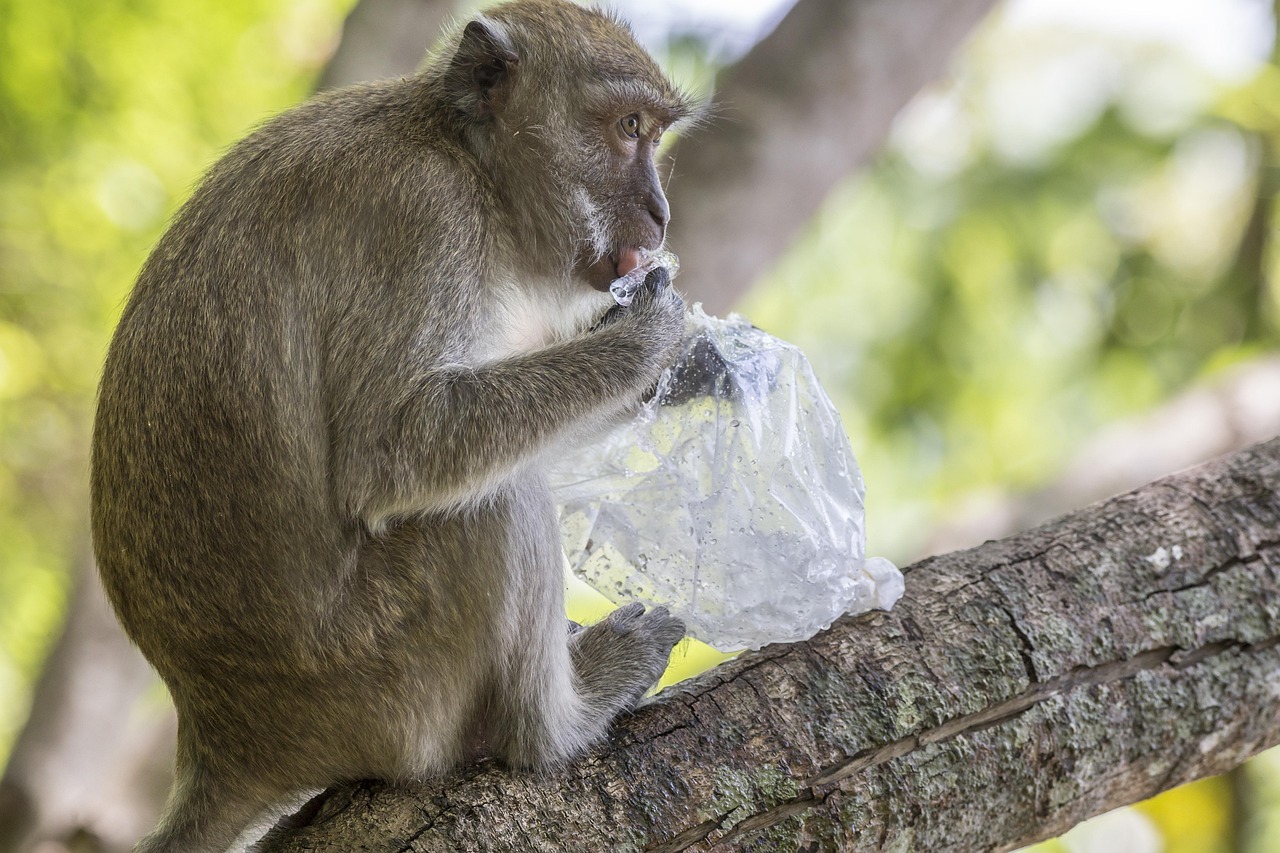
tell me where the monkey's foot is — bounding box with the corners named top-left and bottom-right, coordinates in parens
top-left (570, 602), bottom-right (684, 714)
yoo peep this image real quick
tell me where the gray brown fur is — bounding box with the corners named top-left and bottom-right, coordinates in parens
top-left (90, 2), bottom-right (693, 850)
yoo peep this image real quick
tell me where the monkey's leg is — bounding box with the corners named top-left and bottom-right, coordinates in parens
top-left (132, 754), bottom-right (278, 853)
top-left (481, 480), bottom-right (683, 768)
top-left (489, 602), bottom-right (683, 768)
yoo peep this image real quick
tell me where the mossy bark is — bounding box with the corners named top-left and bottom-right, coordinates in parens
top-left (260, 437), bottom-right (1280, 852)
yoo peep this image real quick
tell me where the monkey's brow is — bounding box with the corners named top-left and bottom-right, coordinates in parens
top-left (590, 76), bottom-right (694, 123)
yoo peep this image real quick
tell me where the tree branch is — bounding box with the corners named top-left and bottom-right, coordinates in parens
top-left (256, 436), bottom-right (1280, 852)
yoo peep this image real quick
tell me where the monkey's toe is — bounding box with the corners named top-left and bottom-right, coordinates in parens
top-left (638, 608), bottom-right (685, 651)
top-left (603, 601), bottom-right (646, 631)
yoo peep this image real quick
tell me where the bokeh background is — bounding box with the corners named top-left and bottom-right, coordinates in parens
top-left (2, 0), bottom-right (1278, 850)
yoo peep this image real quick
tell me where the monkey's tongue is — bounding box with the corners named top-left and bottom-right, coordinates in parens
top-left (615, 247), bottom-right (643, 278)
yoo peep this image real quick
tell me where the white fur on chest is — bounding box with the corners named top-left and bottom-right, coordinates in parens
top-left (472, 277), bottom-right (615, 363)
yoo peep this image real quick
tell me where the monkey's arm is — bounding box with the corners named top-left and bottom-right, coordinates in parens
top-left (340, 291), bottom-right (683, 520)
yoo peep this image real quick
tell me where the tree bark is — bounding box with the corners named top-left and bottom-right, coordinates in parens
top-left (259, 437), bottom-right (1280, 852)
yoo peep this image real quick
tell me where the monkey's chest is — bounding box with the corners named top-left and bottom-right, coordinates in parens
top-left (473, 280), bottom-right (613, 363)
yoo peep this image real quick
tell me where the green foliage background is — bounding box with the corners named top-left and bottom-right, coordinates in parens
top-left (744, 27), bottom-right (1280, 560)
top-left (1, 0), bottom-right (1277, 849)
top-left (0, 0), bottom-right (349, 747)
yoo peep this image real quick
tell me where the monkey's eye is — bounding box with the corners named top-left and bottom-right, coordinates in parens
top-left (619, 114), bottom-right (641, 139)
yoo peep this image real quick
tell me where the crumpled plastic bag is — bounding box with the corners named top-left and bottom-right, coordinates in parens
top-left (550, 305), bottom-right (903, 651)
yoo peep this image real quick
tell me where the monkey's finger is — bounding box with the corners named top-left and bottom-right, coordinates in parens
top-left (611, 601), bottom-right (646, 621)
top-left (639, 607), bottom-right (685, 648)
top-left (643, 266), bottom-right (670, 294)
top-left (600, 601), bottom-right (648, 634)
top-left (591, 304), bottom-right (627, 331)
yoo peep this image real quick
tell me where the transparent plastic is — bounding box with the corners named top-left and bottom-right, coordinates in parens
top-left (609, 248), bottom-right (680, 307)
top-left (551, 304), bottom-right (903, 651)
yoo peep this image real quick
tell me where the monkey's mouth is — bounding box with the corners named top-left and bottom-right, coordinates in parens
top-left (613, 247), bottom-right (644, 278)
top-left (581, 246), bottom-right (646, 292)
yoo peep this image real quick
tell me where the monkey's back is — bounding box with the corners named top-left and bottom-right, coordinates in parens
top-left (90, 79), bottom-right (491, 682)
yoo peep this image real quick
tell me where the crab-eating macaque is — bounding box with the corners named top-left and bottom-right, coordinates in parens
top-left (91, 2), bottom-right (693, 849)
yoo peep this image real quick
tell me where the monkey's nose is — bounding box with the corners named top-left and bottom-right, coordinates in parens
top-left (645, 194), bottom-right (670, 231)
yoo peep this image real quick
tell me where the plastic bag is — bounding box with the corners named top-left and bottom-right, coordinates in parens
top-left (550, 305), bottom-right (903, 651)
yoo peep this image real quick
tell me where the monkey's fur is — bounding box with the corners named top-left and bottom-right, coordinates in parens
top-left (90, 2), bottom-right (694, 850)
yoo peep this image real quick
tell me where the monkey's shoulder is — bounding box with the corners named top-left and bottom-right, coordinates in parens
top-left (202, 80), bottom-right (483, 220)
top-left (139, 81), bottom-right (491, 300)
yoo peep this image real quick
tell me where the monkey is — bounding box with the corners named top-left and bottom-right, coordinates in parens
top-left (89, 2), bottom-right (695, 850)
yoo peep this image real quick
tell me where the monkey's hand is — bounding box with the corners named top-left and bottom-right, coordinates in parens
top-left (569, 602), bottom-right (685, 720)
top-left (599, 264), bottom-right (677, 321)
top-left (599, 265), bottom-right (686, 391)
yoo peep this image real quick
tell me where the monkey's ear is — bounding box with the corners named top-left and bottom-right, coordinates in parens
top-left (448, 18), bottom-right (520, 121)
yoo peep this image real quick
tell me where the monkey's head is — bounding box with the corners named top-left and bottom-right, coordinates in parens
top-left (433, 0), bottom-right (696, 290)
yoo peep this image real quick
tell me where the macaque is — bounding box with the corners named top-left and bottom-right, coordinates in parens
top-left (90, 2), bottom-right (692, 849)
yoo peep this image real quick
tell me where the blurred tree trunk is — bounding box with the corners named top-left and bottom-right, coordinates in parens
top-left (925, 354), bottom-right (1280, 559)
top-left (0, 551), bottom-right (172, 853)
top-left (316, 0), bottom-right (455, 91)
top-left (665, 0), bottom-right (1001, 313)
top-left (258, 438), bottom-right (1280, 852)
